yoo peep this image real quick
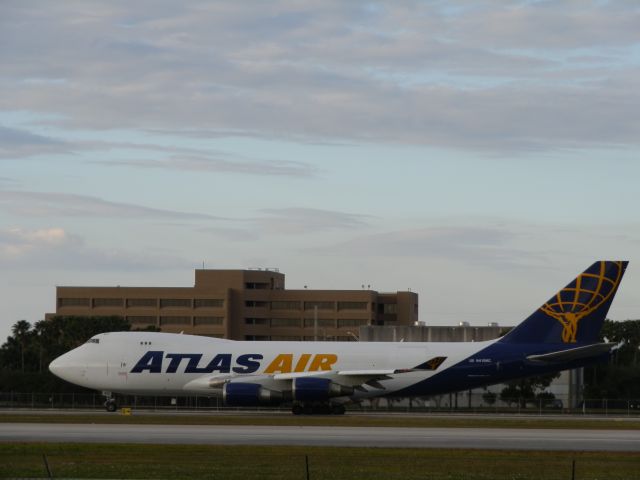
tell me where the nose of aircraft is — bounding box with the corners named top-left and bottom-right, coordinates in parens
top-left (48, 355), bottom-right (66, 377)
top-left (49, 350), bottom-right (83, 384)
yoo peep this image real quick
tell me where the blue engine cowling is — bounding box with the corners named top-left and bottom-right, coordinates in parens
top-left (223, 382), bottom-right (282, 406)
top-left (292, 377), bottom-right (354, 402)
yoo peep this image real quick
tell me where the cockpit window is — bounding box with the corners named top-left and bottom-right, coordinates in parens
top-left (86, 338), bottom-right (100, 344)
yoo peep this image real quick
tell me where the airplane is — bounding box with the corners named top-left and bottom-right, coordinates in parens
top-left (49, 260), bottom-right (627, 414)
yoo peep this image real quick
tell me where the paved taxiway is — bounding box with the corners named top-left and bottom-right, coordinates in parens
top-left (2, 423), bottom-right (639, 451)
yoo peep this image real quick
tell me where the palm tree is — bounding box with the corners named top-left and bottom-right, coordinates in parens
top-left (11, 320), bottom-right (31, 372)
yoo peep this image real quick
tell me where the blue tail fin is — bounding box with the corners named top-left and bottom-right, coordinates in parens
top-left (500, 261), bottom-right (628, 345)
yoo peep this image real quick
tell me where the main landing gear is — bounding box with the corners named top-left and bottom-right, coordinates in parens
top-left (103, 391), bottom-right (118, 412)
top-left (291, 403), bottom-right (346, 415)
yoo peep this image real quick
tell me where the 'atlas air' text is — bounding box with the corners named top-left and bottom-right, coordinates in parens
top-left (130, 352), bottom-right (338, 374)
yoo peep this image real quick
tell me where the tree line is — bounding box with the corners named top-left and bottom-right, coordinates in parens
top-left (584, 318), bottom-right (640, 399)
top-left (0, 316), bottom-right (132, 392)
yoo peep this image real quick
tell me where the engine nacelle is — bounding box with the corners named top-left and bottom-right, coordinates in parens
top-left (222, 382), bottom-right (282, 406)
top-left (292, 377), bottom-right (354, 402)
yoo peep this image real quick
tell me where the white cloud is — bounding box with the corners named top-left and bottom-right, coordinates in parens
top-left (0, 1), bottom-right (638, 153)
top-left (0, 227), bottom-right (70, 258)
top-left (0, 226), bottom-right (186, 271)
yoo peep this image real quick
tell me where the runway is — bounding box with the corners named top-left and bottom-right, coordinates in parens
top-left (2, 423), bottom-right (639, 451)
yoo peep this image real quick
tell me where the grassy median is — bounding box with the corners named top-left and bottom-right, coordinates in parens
top-left (1, 412), bottom-right (640, 430)
top-left (1, 444), bottom-right (639, 479)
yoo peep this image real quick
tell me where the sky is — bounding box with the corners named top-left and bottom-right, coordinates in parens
top-left (1, 1), bottom-right (640, 341)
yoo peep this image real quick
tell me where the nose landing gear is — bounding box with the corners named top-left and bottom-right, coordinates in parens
top-left (102, 391), bottom-right (118, 412)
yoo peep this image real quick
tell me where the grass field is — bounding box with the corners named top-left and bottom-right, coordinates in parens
top-left (1, 443), bottom-right (639, 479)
top-left (2, 412), bottom-right (640, 430)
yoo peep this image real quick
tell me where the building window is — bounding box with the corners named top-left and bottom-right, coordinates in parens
top-left (58, 298), bottom-right (90, 307)
top-left (303, 318), bottom-right (335, 328)
top-left (126, 298), bottom-right (157, 308)
top-left (93, 298), bottom-right (123, 308)
top-left (245, 318), bottom-right (268, 325)
top-left (380, 303), bottom-right (397, 314)
top-left (245, 300), bottom-right (268, 308)
top-left (337, 301), bottom-right (368, 311)
top-left (245, 335), bottom-right (269, 341)
top-left (127, 316), bottom-right (157, 326)
top-left (160, 316), bottom-right (191, 325)
top-left (304, 301), bottom-right (334, 310)
top-left (194, 316), bottom-right (223, 326)
top-left (270, 301), bottom-right (301, 310)
top-left (160, 299), bottom-right (191, 308)
top-left (337, 319), bottom-right (368, 328)
top-left (271, 318), bottom-right (301, 328)
top-left (194, 299), bottom-right (224, 308)
top-left (245, 282), bottom-right (270, 290)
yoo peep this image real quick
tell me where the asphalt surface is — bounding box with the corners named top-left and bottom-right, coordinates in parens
top-left (2, 423), bottom-right (639, 451)
top-left (3, 408), bottom-right (640, 422)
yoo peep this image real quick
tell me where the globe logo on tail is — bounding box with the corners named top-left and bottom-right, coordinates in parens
top-left (540, 261), bottom-right (625, 343)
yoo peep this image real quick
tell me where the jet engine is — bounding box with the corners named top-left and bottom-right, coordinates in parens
top-left (222, 382), bottom-right (283, 406)
top-left (292, 377), bottom-right (354, 402)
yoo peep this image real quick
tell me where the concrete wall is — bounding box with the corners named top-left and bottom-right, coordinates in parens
top-left (359, 325), bottom-right (506, 342)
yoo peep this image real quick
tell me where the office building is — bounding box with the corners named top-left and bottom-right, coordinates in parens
top-left (50, 268), bottom-right (418, 341)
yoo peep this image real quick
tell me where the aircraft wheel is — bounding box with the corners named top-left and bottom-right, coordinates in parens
top-left (105, 400), bottom-right (118, 412)
top-left (292, 404), bottom-right (303, 415)
top-left (331, 404), bottom-right (346, 415)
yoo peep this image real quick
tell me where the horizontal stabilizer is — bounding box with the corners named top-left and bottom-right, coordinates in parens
top-left (526, 343), bottom-right (613, 363)
top-left (413, 357), bottom-right (447, 371)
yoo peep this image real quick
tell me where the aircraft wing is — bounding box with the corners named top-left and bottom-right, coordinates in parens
top-left (526, 343), bottom-right (613, 363)
top-left (273, 369), bottom-right (397, 390)
top-left (183, 357), bottom-right (447, 393)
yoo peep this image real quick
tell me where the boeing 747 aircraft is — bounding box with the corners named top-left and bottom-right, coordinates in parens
top-left (50, 261), bottom-right (627, 414)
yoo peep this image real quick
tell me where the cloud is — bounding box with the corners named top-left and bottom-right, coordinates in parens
top-left (199, 226), bottom-right (260, 242)
top-left (309, 225), bottom-right (536, 267)
top-left (0, 190), bottom-right (221, 220)
top-left (0, 227), bottom-right (69, 257)
top-left (97, 154), bottom-right (318, 178)
top-left (199, 207), bottom-right (373, 240)
top-left (0, 125), bottom-right (69, 159)
top-left (0, 177), bottom-right (17, 187)
top-left (257, 207), bottom-right (373, 234)
top-left (1, 1), bottom-right (639, 153)
top-left (0, 129), bottom-right (319, 178)
top-left (0, 226), bottom-right (186, 271)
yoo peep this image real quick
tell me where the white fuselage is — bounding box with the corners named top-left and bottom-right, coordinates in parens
top-left (50, 331), bottom-right (493, 399)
